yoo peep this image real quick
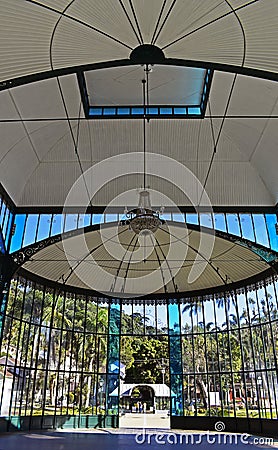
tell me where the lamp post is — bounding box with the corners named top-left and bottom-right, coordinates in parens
top-left (159, 358), bottom-right (167, 385)
top-left (257, 375), bottom-right (263, 417)
top-left (226, 383), bottom-right (230, 416)
top-left (98, 378), bottom-right (104, 413)
top-left (161, 367), bottom-right (166, 385)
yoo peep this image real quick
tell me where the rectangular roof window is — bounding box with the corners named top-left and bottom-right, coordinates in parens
top-left (79, 64), bottom-right (213, 119)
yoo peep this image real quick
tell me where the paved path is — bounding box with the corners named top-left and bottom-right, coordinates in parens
top-left (0, 430), bottom-right (276, 450)
top-left (119, 412), bottom-right (170, 429)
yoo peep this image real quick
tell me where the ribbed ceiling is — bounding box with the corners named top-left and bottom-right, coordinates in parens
top-left (21, 223), bottom-right (270, 297)
top-left (0, 0), bottom-right (278, 207)
top-left (1, 0), bottom-right (278, 81)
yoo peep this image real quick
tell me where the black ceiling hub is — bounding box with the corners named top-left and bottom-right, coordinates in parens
top-left (130, 44), bottom-right (165, 64)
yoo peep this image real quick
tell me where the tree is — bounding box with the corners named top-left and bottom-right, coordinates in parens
top-left (123, 336), bottom-right (169, 384)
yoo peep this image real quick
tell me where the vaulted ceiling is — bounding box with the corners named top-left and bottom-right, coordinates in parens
top-left (20, 223), bottom-right (270, 295)
top-left (0, 0), bottom-right (278, 208)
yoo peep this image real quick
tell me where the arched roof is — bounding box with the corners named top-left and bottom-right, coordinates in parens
top-left (0, 0), bottom-right (278, 207)
top-left (17, 223), bottom-right (272, 297)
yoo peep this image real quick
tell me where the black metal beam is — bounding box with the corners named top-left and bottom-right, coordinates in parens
top-left (1, 58), bottom-right (277, 93)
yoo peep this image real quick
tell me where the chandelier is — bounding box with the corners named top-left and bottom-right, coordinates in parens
top-left (124, 190), bottom-right (164, 235)
top-left (123, 66), bottom-right (165, 236)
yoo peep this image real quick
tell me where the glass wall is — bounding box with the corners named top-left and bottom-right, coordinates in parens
top-left (0, 275), bottom-right (277, 423)
top-left (180, 285), bottom-right (278, 419)
top-left (0, 280), bottom-right (110, 419)
top-left (0, 195), bottom-right (13, 252)
top-left (9, 212), bottom-right (278, 253)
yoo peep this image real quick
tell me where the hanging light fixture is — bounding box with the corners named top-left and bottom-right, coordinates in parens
top-left (124, 190), bottom-right (163, 235)
top-left (123, 65), bottom-right (164, 235)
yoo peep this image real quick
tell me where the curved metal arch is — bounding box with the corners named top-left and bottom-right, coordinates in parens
top-left (1, 56), bottom-right (278, 93)
top-left (10, 221), bottom-right (278, 268)
top-left (14, 263), bottom-right (278, 301)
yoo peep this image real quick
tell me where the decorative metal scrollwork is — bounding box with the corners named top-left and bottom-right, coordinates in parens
top-left (11, 231), bottom-right (77, 266)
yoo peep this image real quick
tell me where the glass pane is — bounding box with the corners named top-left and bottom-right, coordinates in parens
top-left (145, 304), bottom-right (156, 334)
top-left (240, 214), bottom-right (255, 241)
top-left (168, 303), bottom-right (180, 334)
top-left (107, 374), bottom-right (119, 414)
top-left (170, 374), bottom-right (183, 415)
top-left (200, 213), bottom-right (213, 228)
top-left (268, 279), bottom-right (278, 311)
top-left (78, 213), bottom-right (91, 228)
top-left (92, 214), bottom-right (104, 225)
top-left (253, 214), bottom-right (269, 247)
top-left (109, 303), bottom-right (121, 335)
top-left (213, 213), bottom-right (227, 232)
top-left (97, 303), bottom-right (109, 334)
top-left (22, 214), bottom-right (39, 247)
top-left (227, 214), bottom-right (241, 236)
top-left (10, 214), bottom-right (26, 252)
top-left (108, 336), bottom-right (120, 373)
top-left (157, 304), bottom-right (167, 334)
top-left (237, 292), bottom-right (248, 328)
top-left (37, 214), bottom-right (51, 241)
top-left (0, 202), bottom-right (6, 227)
top-left (5, 212), bottom-right (13, 247)
top-left (76, 214), bottom-right (85, 229)
top-left (169, 337), bottom-right (182, 374)
top-left (51, 214), bottom-right (64, 236)
top-left (172, 213), bottom-right (185, 223)
top-left (2, 208), bottom-right (9, 238)
top-left (161, 213), bottom-right (171, 221)
top-left (84, 214), bottom-right (92, 227)
top-left (64, 214), bottom-right (78, 232)
top-left (246, 289), bottom-right (259, 325)
top-left (186, 213), bottom-right (199, 225)
top-left (180, 301), bottom-right (192, 333)
top-left (265, 214), bottom-right (278, 251)
top-left (190, 298), bottom-right (203, 330)
top-left (105, 214), bottom-right (118, 223)
top-left (203, 298), bottom-right (216, 331)
top-left (133, 304), bottom-right (144, 334)
top-left (121, 304), bottom-right (132, 334)
top-left (215, 296), bottom-right (227, 329)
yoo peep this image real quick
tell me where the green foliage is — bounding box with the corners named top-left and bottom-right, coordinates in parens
top-left (2, 280), bottom-right (278, 419)
top-left (122, 336), bottom-right (169, 384)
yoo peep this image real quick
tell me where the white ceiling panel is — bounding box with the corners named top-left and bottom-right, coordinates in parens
top-left (0, 0), bottom-right (57, 80)
top-left (121, 0), bottom-right (173, 44)
top-left (0, 139), bottom-right (39, 203)
top-left (203, 161), bottom-right (274, 206)
top-left (238, 0), bottom-right (278, 73)
top-left (58, 74), bottom-right (84, 118)
top-left (155, 0), bottom-right (231, 50)
top-left (163, 14), bottom-right (244, 66)
top-left (227, 75), bottom-right (278, 117)
top-left (0, 91), bottom-right (21, 120)
top-left (10, 79), bottom-right (67, 119)
top-left (24, 120), bottom-right (75, 162)
top-left (66, 0), bottom-right (139, 49)
top-left (0, 123), bottom-right (28, 161)
top-left (51, 16), bottom-right (130, 70)
top-left (221, 119), bottom-right (273, 161)
top-left (18, 161), bottom-right (92, 206)
top-left (32, 0), bottom-right (72, 11)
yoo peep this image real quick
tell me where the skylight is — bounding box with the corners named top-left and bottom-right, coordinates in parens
top-left (79, 65), bottom-right (213, 119)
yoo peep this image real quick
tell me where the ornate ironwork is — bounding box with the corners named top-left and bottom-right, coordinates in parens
top-left (122, 190), bottom-right (164, 235)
